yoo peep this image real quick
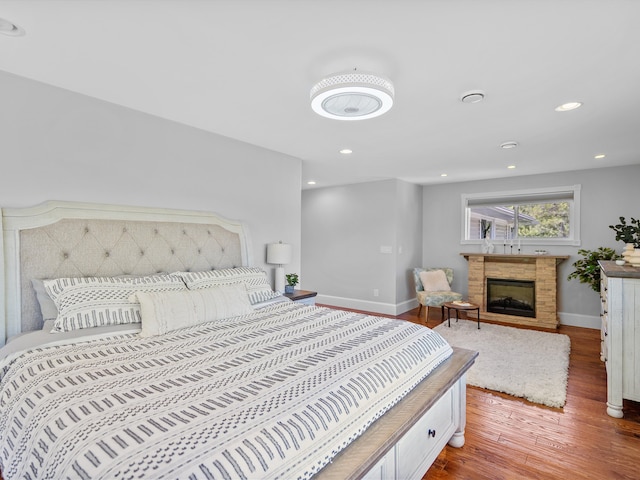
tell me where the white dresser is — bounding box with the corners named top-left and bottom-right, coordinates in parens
top-left (599, 260), bottom-right (640, 418)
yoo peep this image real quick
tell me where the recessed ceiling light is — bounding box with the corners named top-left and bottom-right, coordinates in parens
top-left (507, 165), bottom-right (516, 169)
top-left (460, 90), bottom-right (485, 104)
top-left (0, 18), bottom-right (25, 36)
top-left (307, 181), bottom-right (316, 185)
top-left (555, 102), bottom-right (582, 112)
top-left (594, 154), bottom-right (606, 159)
top-left (340, 149), bottom-right (353, 155)
top-left (310, 71), bottom-right (394, 121)
top-left (500, 141), bottom-right (519, 149)
top-left (440, 173), bottom-right (448, 177)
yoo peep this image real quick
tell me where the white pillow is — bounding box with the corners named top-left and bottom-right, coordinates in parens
top-left (419, 270), bottom-right (451, 292)
top-left (44, 274), bottom-right (187, 332)
top-left (174, 267), bottom-right (280, 304)
top-left (132, 284), bottom-right (254, 337)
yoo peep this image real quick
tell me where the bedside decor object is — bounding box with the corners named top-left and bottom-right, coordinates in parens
top-left (285, 273), bottom-right (299, 294)
top-left (266, 241), bottom-right (292, 293)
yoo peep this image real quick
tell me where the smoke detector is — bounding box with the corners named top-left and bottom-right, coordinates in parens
top-left (460, 90), bottom-right (485, 104)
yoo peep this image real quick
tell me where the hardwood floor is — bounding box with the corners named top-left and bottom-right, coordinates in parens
top-left (392, 307), bottom-right (640, 480)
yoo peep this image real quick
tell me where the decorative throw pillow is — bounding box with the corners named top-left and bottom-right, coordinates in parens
top-left (44, 274), bottom-right (187, 332)
top-left (419, 270), bottom-right (451, 292)
top-left (132, 284), bottom-right (254, 337)
top-left (174, 267), bottom-right (280, 304)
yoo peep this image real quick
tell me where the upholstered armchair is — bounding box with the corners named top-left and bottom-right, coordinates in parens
top-left (413, 267), bottom-right (463, 320)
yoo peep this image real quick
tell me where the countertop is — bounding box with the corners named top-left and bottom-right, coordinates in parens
top-left (599, 260), bottom-right (640, 278)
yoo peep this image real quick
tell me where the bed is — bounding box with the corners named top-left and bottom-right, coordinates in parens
top-left (0, 201), bottom-right (476, 480)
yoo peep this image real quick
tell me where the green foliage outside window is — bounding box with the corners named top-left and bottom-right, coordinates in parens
top-left (518, 202), bottom-right (570, 238)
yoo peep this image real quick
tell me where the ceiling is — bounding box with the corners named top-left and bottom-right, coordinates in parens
top-left (1, 0), bottom-right (639, 189)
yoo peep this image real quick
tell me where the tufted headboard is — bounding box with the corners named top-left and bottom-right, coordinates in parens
top-left (0, 201), bottom-right (251, 344)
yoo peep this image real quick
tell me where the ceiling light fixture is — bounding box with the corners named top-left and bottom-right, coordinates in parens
top-left (307, 181), bottom-right (316, 185)
top-left (594, 154), bottom-right (606, 159)
top-left (339, 149), bottom-right (353, 155)
top-left (500, 141), bottom-right (519, 149)
top-left (507, 165), bottom-right (516, 169)
top-left (0, 18), bottom-right (25, 36)
top-left (555, 102), bottom-right (582, 112)
top-left (310, 71), bottom-right (394, 121)
top-left (440, 173), bottom-right (448, 177)
top-left (460, 90), bottom-right (485, 104)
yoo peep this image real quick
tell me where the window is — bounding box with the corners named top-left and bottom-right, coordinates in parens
top-left (461, 185), bottom-right (581, 246)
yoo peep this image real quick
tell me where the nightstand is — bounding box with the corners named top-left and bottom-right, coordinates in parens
top-left (283, 289), bottom-right (317, 305)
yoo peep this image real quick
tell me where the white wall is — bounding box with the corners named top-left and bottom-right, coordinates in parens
top-left (422, 164), bottom-right (640, 328)
top-left (302, 179), bottom-right (422, 314)
top-left (0, 71), bottom-right (302, 281)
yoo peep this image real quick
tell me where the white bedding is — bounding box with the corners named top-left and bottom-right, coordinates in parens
top-left (0, 302), bottom-right (452, 479)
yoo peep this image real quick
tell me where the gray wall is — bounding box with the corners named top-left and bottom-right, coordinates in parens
top-left (395, 180), bottom-right (423, 306)
top-left (0, 71), bottom-right (302, 280)
top-left (422, 164), bottom-right (640, 327)
top-left (302, 164), bottom-right (638, 327)
top-left (302, 179), bottom-right (422, 314)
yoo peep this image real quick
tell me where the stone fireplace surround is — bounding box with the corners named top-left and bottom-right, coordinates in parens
top-left (461, 253), bottom-right (568, 330)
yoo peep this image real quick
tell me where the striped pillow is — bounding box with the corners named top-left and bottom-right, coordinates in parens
top-left (133, 284), bottom-right (254, 337)
top-left (174, 267), bottom-right (280, 304)
top-left (44, 274), bottom-right (187, 332)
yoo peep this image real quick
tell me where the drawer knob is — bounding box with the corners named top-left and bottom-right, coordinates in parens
top-left (428, 429), bottom-right (436, 438)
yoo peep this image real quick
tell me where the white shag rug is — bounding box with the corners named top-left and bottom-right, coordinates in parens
top-left (434, 319), bottom-right (571, 408)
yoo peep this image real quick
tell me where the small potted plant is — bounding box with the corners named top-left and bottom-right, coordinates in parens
top-left (285, 273), bottom-right (299, 294)
top-left (609, 217), bottom-right (640, 248)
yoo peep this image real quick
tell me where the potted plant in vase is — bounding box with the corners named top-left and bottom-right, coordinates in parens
top-left (567, 247), bottom-right (619, 292)
top-left (285, 273), bottom-right (299, 294)
top-left (609, 217), bottom-right (640, 248)
top-left (609, 217), bottom-right (640, 265)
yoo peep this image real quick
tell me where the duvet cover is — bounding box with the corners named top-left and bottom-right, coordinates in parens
top-left (0, 302), bottom-right (452, 480)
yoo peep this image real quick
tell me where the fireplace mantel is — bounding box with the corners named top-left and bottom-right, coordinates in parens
top-left (461, 253), bottom-right (569, 329)
top-left (461, 253), bottom-right (569, 264)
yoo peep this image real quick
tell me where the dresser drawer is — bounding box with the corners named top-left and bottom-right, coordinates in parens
top-left (396, 388), bottom-right (455, 480)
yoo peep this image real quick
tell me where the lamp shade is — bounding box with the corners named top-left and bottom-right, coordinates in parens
top-left (267, 242), bottom-right (292, 265)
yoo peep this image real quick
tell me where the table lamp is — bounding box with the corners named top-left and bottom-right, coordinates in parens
top-left (266, 242), bottom-right (292, 293)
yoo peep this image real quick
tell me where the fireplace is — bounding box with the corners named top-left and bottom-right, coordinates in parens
top-left (461, 253), bottom-right (568, 329)
top-left (486, 278), bottom-right (535, 318)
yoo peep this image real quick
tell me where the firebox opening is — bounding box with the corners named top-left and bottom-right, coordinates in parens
top-left (486, 278), bottom-right (535, 318)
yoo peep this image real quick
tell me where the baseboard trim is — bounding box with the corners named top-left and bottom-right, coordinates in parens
top-left (558, 312), bottom-right (599, 330)
top-left (315, 295), bottom-right (418, 316)
top-left (315, 297), bottom-right (599, 329)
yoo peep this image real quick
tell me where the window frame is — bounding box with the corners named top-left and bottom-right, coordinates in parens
top-left (460, 185), bottom-right (581, 247)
